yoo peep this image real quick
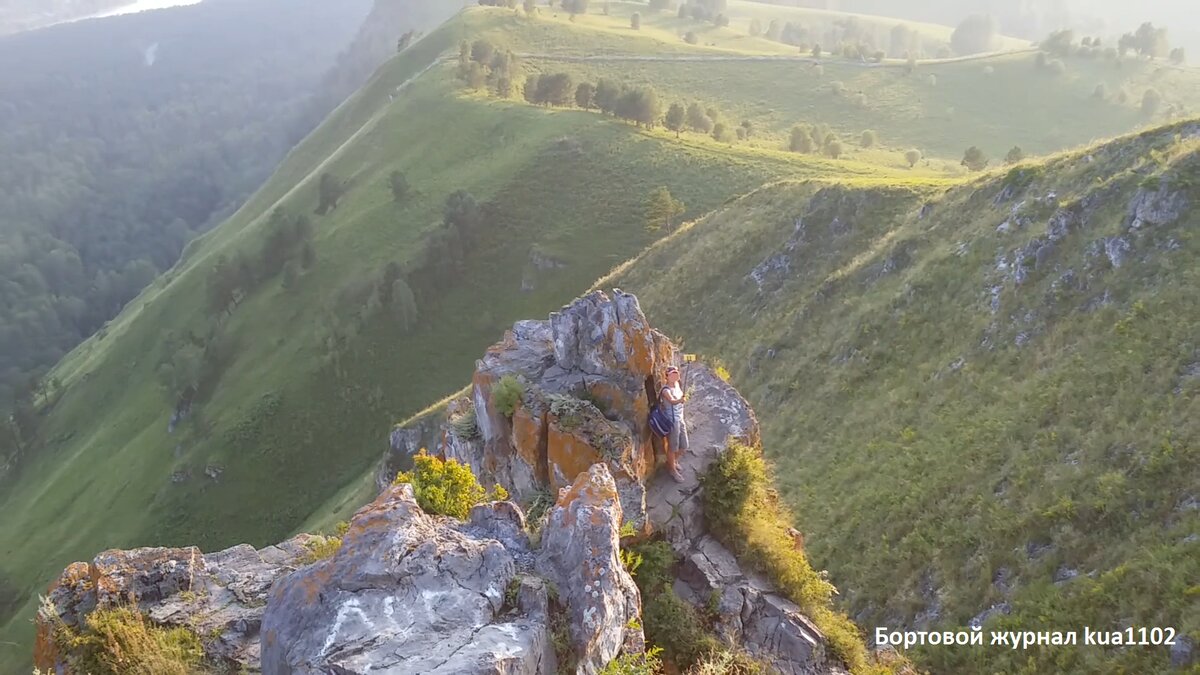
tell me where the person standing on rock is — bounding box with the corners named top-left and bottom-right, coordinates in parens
top-left (661, 365), bottom-right (689, 482)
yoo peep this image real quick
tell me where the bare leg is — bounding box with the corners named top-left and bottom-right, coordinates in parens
top-left (665, 436), bottom-right (684, 482)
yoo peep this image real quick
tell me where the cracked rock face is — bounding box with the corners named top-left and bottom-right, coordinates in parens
top-left (537, 464), bottom-right (645, 675)
top-left (433, 289), bottom-right (674, 530)
top-left (646, 366), bottom-right (846, 675)
top-left (34, 536), bottom-right (319, 673)
top-left (262, 466), bottom-right (639, 675)
top-left (260, 483), bottom-right (552, 675)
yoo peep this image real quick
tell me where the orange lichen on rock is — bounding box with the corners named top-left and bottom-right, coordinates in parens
top-left (547, 420), bottom-right (605, 494)
top-left (510, 398), bottom-right (549, 485)
top-left (31, 562), bottom-right (90, 671)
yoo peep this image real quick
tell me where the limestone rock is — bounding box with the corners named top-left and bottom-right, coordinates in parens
top-left (537, 464), bottom-right (644, 675)
top-left (34, 536), bottom-right (318, 673)
top-left (434, 289), bottom-right (674, 528)
top-left (380, 411), bottom-right (444, 491)
top-left (646, 365), bottom-right (845, 675)
top-left (260, 483), bottom-right (552, 675)
top-left (1127, 182), bottom-right (1186, 230)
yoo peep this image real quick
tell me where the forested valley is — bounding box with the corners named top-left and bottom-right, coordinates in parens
top-left (0, 0), bottom-right (378, 434)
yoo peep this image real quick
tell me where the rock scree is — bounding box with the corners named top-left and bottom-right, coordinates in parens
top-left (34, 289), bottom-right (847, 674)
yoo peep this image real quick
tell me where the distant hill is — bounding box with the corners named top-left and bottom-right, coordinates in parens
top-left (605, 120), bottom-right (1200, 673)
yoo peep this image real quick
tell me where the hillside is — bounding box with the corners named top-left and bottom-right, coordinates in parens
top-left (0, 0), bottom-right (375, 416)
top-left (0, 0), bottom-right (123, 34)
top-left (0, 7), bottom-right (923, 667)
top-left (604, 120), bottom-right (1200, 672)
top-left (4, 3), bottom-right (1200, 671)
top-left (522, 5), bottom-right (1200, 161)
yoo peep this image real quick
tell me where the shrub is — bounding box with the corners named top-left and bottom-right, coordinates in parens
top-left (905, 148), bottom-right (922, 168)
top-left (1048, 58), bottom-right (1067, 75)
top-left (449, 403), bottom-right (480, 439)
top-left (395, 450), bottom-right (487, 519)
top-left (961, 145), bottom-right (989, 171)
top-left (41, 602), bottom-right (206, 675)
top-left (685, 102), bottom-right (713, 133)
top-left (301, 521), bottom-right (349, 564)
top-left (686, 649), bottom-right (766, 674)
top-left (829, 80), bottom-right (845, 96)
top-left (599, 646), bottom-right (664, 675)
top-left (388, 170), bottom-right (409, 202)
top-left (630, 12), bottom-right (640, 29)
top-left (824, 138), bottom-right (843, 159)
top-left (1093, 82), bottom-right (1108, 100)
top-left (575, 81), bottom-right (595, 109)
top-left (701, 442), bottom-right (871, 670)
top-left (628, 540), bottom-right (722, 669)
top-left (1004, 146), bottom-right (1025, 165)
top-left (684, 31), bottom-right (698, 45)
top-left (860, 129), bottom-right (877, 148)
top-left (789, 125), bottom-right (815, 153)
top-left (492, 375), bottom-right (525, 417)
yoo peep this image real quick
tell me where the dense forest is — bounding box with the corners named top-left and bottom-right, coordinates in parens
top-left (0, 0), bottom-right (377, 417)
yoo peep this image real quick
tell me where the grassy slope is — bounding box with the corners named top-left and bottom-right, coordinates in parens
top-left (604, 122), bottom-right (1200, 673)
top-left (5, 3), bottom-right (1199, 670)
top-left (561, 0), bottom-right (1027, 57)
top-left (0, 8), bottom-right (935, 668)
top-left (522, 8), bottom-right (1200, 161)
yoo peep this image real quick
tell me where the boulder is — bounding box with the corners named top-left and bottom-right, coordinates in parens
top-left (537, 464), bottom-right (645, 674)
top-left (34, 536), bottom-right (318, 673)
top-left (260, 483), bottom-right (553, 675)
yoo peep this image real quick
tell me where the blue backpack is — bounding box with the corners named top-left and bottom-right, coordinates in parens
top-left (649, 403), bottom-right (673, 437)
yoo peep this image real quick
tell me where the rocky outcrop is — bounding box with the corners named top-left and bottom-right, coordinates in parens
top-left (34, 534), bottom-right (320, 672)
top-left (646, 364), bottom-right (847, 675)
top-left (261, 483), bottom-right (553, 675)
top-left (436, 289), bottom-right (674, 531)
top-left (538, 464), bottom-right (644, 674)
top-left (258, 463), bottom-right (640, 675)
top-left (386, 289), bottom-right (847, 674)
top-left (37, 290), bottom-right (844, 675)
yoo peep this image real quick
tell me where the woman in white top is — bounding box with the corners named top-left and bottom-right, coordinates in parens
top-left (661, 366), bottom-right (689, 482)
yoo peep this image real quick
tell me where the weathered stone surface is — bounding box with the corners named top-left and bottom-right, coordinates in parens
top-left (1127, 182), bottom-right (1187, 230)
top-left (380, 407), bottom-right (444, 491)
top-left (261, 484), bottom-right (552, 675)
top-left (34, 536), bottom-right (318, 673)
top-left (646, 365), bottom-right (845, 675)
top-left (537, 464), bottom-right (645, 675)
top-left (425, 289), bottom-right (673, 529)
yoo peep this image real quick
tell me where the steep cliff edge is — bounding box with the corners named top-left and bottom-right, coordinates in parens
top-left (35, 290), bottom-right (856, 674)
